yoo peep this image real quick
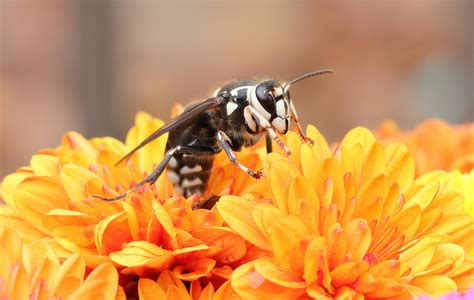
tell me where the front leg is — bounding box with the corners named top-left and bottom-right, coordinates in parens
top-left (289, 100), bottom-right (314, 145)
top-left (217, 131), bottom-right (263, 179)
top-left (246, 106), bottom-right (291, 155)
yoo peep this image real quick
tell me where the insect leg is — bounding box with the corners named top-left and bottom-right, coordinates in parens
top-left (289, 100), bottom-right (314, 145)
top-left (94, 145), bottom-right (217, 202)
top-left (265, 134), bottom-right (273, 153)
top-left (217, 131), bottom-right (263, 179)
top-left (246, 106), bottom-right (291, 155)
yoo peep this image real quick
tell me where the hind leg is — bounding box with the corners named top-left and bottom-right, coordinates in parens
top-left (94, 145), bottom-right (216, 202)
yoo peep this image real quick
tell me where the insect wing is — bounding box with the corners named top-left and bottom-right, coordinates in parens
top-left (116, 96), bottom-right (223, 166)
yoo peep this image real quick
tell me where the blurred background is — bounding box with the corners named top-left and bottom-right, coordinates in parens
top-left (0, 0), bottom-right (472, 178)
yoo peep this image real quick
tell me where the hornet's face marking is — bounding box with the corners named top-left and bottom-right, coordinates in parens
top-left (249, 80), bottom-right (291, 134)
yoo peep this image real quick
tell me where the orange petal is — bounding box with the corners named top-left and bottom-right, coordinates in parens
top-left (410, 275), bottom-right (457, 296)
top-left (331, 262), bottom-right (369, 287)
top-left (68, 262), bottom-right (119, 300)
top-left (384, 143), bottom-right (415, 190)
top-left (198, 284), bottom-right (216, 300)
top-left (216, 196), bottom-right (270, 251)
top-left (288, 176), bottom-right (320, 228)
top-left (156, 270), bottom-right (187, 293)
top-left (62, 131), bottom-right (97, 156)
top-left (53, 225), bottom-right (95, 248)
top-left (269, 159), bottom-right (300, 214)
top-left (126, 113), bottom-right (166, 173)
top-left (7, 264), bottom-right (29, 300)
top-left (1, 170), bottom-right (34, 207)
top-left (341, 127), bottom-right (376, 159)
top-left (388, 205), bottom-right (421, 242)
top-left (327, 225), bottom-right (348, 269)
top-left (304, 237), bottom-right (330, 288)
top-left (361, 143), bottom-right (386, 185)
top-left (356, 175), bottom-right (389, 218)
top-left (288, 236), bottom-right (313, 275)
top-left (191, 226), bottom-right (246, 265)
top-left (1, 227), bottom-right (24, 263)
top-left (174, 258), bottom-right (216, 281)
top-left (167, 285), bottom-right (192, 300)
top-left (213, 280), bottom-right (241, 300)
top-left (43, 209), bottom-right (97, 230)
top-left (254, 258), bottom-right (306, 289)
top-left (50, 253), bottom-right (85, 295)
top-left (0, 206), bottom-right (46, 242)
top-left (154, 202), bottom-right (178, 243)
top-left (232, 261), bottom-right (293, 298)
top-left (121, 201), bottom-right (140, 241)
top-left (368, 260), bottom-right (400, 278)
top-left (420, 243), bottom-right (464, 276)
top-left (286, 132), bottom-right (303, 171)
top-left (110, 241), bottom-right (172, 268)
top-left (94, 211), bottom-right (128, 255)
top-left (315, 158), bottom-right (345, 211)
top-left (251, 203), bottom-right (285, 242)
top-left (60, 164), bottom-right (102, 202)
top-left (306, 125), bottom-right (331, 163)
top-left (270, 215), bottom-right (310, 266)
top-left (300, 143), bottom-right (318, 182)
top-left (344, 219), bottom-right (371, 262)
top-left (30, 154), bottom-right (60, 177)
top-left (399, 237), bottom-right (438, 275)
top-left (14, 177), bottom-right (68, 234)
top-left (405, 181), bottom-right (439, 210)
top-left (138, 278), bottom-right (167, 300)
top-left (365, 277), bottom-right (404, 298)
top-left (307, 284), bottom-right (331, 300)
top-left (190, 280), bottom-right (203, 300)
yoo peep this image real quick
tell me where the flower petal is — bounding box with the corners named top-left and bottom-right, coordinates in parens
top-left (173, 258), bottom-right (216, 281)
top-left (60, 164), bottom-right (102, 202)
top-left (216, 196), bottom-right (271, 251)
top-left (410, 275), bottom-right (457, 296)
top-left (13, 177), bottom-right (69, 234)
top-left (70, 263), bottom-right (118, 300)
top-left (138, 278), bottom-right (167, 300)
top-left (110, 241), bottom-right (172, 268)
top-left (254, 258), bottom-right (306, 289)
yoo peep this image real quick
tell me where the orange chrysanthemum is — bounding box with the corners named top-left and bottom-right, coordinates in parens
top-left (217, 127), bottom-right (474, 299)
top-left (0, 112), bottom-right (264, 286)
top-left (1, 110), bottom-right (473, 299)
top-left (376, 119), bottom-right (474, 176)
top-left (0, 227), bottom-right (124, 299)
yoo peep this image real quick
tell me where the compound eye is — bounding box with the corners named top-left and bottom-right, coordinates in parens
top-left (256, 83), bottom-right (276, 114)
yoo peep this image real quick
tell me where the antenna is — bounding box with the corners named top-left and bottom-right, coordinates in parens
top-left (284, 69), bottom-right (335, 93)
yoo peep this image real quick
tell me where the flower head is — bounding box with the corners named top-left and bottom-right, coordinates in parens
top-left (217, 127), bottom-right (474, 298)
top-left (0, 227), bottom-right (123, 299)
top-left (0, 112), bottom-right (263, 284)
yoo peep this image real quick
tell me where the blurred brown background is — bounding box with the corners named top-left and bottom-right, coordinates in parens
top-left (0, 0), bottom-right (472, 178)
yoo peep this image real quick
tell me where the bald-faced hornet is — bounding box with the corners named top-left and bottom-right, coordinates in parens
top-left (95, 69), bottom-right (334, 204)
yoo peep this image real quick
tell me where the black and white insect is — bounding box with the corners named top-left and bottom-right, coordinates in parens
top-left (95, 69), bottom-right (334, 205)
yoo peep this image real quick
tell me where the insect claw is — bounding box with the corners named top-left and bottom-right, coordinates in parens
top-left (302, 136), bottom-right (314, 146)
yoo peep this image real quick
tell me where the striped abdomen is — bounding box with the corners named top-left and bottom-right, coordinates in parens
top-left (166, 153), bottom-right (215, 197)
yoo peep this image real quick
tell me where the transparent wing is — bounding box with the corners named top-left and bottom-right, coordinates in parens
top-left (116, 96), bottom-right (223, 166)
